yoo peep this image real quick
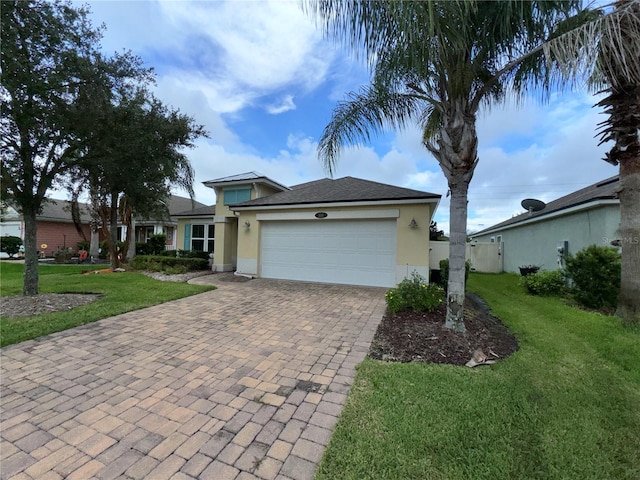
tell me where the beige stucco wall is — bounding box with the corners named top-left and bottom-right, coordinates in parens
top-left (235, 202), bottom-right (435, 283)
top-left (175, 218), bottom-right (188, 251)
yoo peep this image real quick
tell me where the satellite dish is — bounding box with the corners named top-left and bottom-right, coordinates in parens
top-left (521, 198), bottom-right (546, 213)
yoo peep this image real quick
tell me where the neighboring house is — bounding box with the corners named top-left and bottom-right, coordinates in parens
top-left (470, 176), bottom-right (620, 272)
top-left (175, 171), bottom-right (442, 288)
top-left (2, 195), bottom-right (204, 256)
top-left (0, 203), bottom-right (23, 238)
top-left (129, 195), bottom-right (206, 251)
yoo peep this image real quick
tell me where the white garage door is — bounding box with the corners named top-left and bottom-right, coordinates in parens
top-left (260, 219), bottom-right (396, 287)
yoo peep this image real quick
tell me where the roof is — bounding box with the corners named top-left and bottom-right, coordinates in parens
top-left (203, 171), bottom-right (289, 192)
top-left (173, 205), bottom-right (216, 217)
top-left (164, 195), bottom-right (207, 216)
top-left (34, 195), bottom-right (206, 224)
top-left (37, 199), bottom-right (92, 223)
top-left (231, 176), bottom-right (441, 208)
top-left (472, 175), bottom-right (620, 236)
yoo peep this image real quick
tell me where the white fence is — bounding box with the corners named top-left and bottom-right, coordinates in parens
top-left (430, 240), bottom-right (503, 273)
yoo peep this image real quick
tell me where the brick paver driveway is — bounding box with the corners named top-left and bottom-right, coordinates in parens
top-left (0, 276), bottom-right (386, 480)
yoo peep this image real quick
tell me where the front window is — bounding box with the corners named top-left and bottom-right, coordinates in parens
top-left (191, 224), bottom-right (214, 252)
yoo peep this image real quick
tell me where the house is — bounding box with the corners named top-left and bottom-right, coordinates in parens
top-left (127, 195), bottom-right (206, 250)
top-left (176, 172), bottom-right (441, 288)
top-left (2, 195), bottom-right (204, 257)
top-left (470, 175), bottom-right (620, 272)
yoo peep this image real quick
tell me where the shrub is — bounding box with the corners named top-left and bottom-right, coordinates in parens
top-left (99, 240), bottom-right (124, 258)
top-left (177, 249), bottom-right (210, 260)
top-left (130, 255), bottom-right (208, 272)
top-left (565, 245), bottom-right (620, 309)
top-left (147, 234), bottom-right (167, 255)
top-left (77, 240), bottom-right (90, 251)
top-left (519, 270), bottom-right (566, 296)
top-left (158, 249), bottom-right (178, 257)
top-left (136, 242), bottom-right (152, 255)
top-left (438, 258), bottom-right (471, 289)
top-left (385, 271), bottom-right (444, 314)
top-left (0, 235), bottom-right (22, 257)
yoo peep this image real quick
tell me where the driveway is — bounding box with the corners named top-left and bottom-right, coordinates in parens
top-left (0, 276), bottom-right (386, 480)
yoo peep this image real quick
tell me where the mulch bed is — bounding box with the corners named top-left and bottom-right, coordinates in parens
top-left (369, 293), bottom-right (519, 366)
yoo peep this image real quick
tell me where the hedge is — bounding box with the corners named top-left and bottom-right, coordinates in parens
top-left (130, 255), bottom-right (208, 272)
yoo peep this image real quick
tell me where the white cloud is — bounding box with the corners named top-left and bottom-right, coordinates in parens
top-left (266, 95), bottom-right (296, 115)
top-left (84, 0), bottom-right (618, 241)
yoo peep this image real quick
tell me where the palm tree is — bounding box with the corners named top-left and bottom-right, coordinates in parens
top-left (308, 0), bottom-right (583, 331)
top-left (544, 0), bottom-right (640, 326)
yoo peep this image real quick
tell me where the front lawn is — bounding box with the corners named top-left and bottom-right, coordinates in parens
top-left (0, 262), bottom-right (214, 347)
top-left (316, 273), bottom-right (640, 480)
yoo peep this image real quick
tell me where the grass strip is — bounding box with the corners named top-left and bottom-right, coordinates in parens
top-left (316, 273), bottom-right (640, 480)
top-left (0, 262), bottom-right (214, 347)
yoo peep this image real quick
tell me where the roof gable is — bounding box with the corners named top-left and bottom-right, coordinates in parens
top-left (231, 176), bottom-right (441, 208)
top-left (203, 171), bottom-right (289, 192)
top-left (472, 175), bottom-right (619, 236)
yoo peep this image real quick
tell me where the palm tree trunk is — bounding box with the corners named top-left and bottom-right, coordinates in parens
top-left (446, 178), bottom-right (470, 332)
top-left (437, 100), bottom-right (478, 333)
top-left (22, 207), bottom-right (39, 296)
top-left (616, 157), bottom-right (640, 327)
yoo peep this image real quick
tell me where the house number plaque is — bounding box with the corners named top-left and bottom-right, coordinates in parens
top-left (315, 212), bottom-right (328, 218)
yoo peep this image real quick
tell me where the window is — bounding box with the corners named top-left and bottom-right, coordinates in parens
top-left (207, 225), bottom-right (215, 252)
top-left (190, 224), bottom-right (214, 252)
top-left (223, 188), bottom-right (251, 205)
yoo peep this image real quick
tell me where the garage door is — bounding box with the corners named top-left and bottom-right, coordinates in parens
top-left (260, 219), bottom-right (396, 287)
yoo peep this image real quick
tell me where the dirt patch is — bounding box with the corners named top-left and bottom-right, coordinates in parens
top-left (1, 270), bottom-right (213, 320)
top-left (369, 293), bottom-right (519, 366)
top-left (1, 294), bottom-right (102, 320)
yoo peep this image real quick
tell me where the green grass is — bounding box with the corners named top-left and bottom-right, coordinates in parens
top-left (0, 262), bottom-right (214, 347)
top-left (316, 273), bottom-right (640, 480)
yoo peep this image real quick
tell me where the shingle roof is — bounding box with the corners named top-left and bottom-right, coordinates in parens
top-left (231, 176), bottom-right (441, 208)
top-left (472, 175), bottom-right (619, 236)
top-left (173, 205), bottom-right (216, 217)
top-left (165, 195), bottom-right (207, 216)
top-left (38, 199), bottom-right (92, 223)
top-left (35, 195), bottom-right (206, 224)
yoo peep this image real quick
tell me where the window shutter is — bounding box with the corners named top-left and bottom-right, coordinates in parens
top-left (184, 224), bottom-right (191, 250)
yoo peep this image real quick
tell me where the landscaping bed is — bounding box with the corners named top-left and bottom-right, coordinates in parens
top-left (369, 292), bottom-right (519, 365)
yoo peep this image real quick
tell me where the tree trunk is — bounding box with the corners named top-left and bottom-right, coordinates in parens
top-left (616, 156), bottom-right (640, 327)
top-left (22, 207), bottom-right (39, 296)
top-left (126, 217), bottom-right (136, 261)
top-left (435, 99), bottom-right (478, 333)
top-left (89, 227), bottom-right (100, 259)
top-left (445, 178), bottom-right (470, 332)
top-left (109, 191), bottom-right (120, 269)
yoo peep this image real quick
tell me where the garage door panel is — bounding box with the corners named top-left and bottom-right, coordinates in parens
top-left (260, 220), bottom-right (396, 287)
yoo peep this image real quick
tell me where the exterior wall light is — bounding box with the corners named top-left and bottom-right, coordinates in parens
top-left (243, 220), bottom-right (251, 229)
top-left (408, 218), bottom-right (418, 228)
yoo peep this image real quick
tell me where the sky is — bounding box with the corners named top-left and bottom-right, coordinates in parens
top-left (78, 0), bottom-right (617, 235)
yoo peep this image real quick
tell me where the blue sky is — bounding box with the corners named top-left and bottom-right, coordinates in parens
top-left (80, 0), bottom-right (617, 234)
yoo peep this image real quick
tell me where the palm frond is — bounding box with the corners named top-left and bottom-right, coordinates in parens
top-left (317, 85), bottom-right (423, 174)
top-left (543, 0), bottom-right (640, 89)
